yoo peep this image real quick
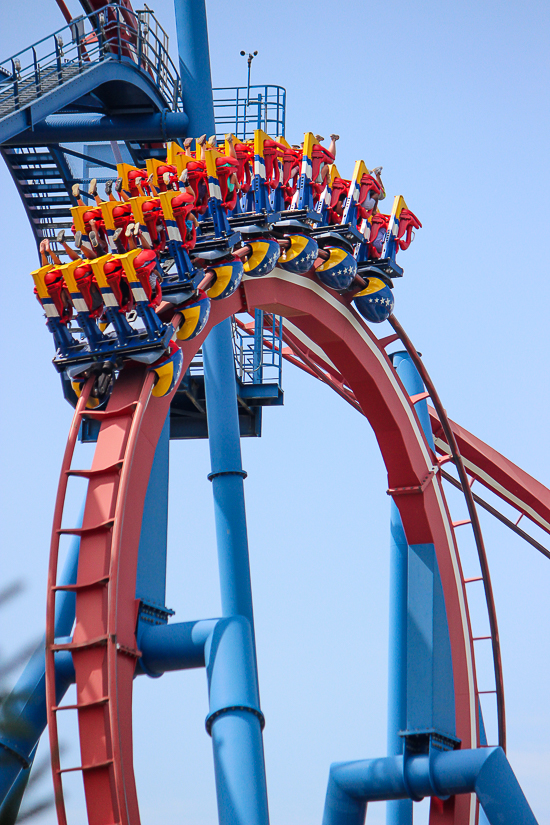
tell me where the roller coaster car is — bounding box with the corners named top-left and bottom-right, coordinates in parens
top-left (185, 161), bottom-right (210, 215)
top-left (175, 289), bottom-right (211, 341)
top-left (32, 264), bottom-right (82, 358)
top-left (71, 205), bottom-right (109, 251)
top-left (231, 139), bottom-right (254, 193)
top-left (68, 357), bottom-right (123, 410)
top-left (73, 264), bottom-right (104, 319)
top-left (127, 167), bottom-right (150, 197)
top-left (103, 257), bottom-right (134, 311)
top-left (146, 158), bottom-right (178, 192)
top-left (314, 232), bottom-right (358, 292)
top-left (191, 248), bottom-right (243, 300)
top-left (214, 155), bottom-right (239, 212)
top-left (239, 225), bottom-right (281, 278)
top-left (44, 269), bottom-right (74, 324)
top-left (141, 198), bottom-right (168, 252)
top-left (272, 219), bottom-right (319, 275)
top-left (353, 276), bottom-right (395, 324)
top-left (328, 177), bottom-right (351, 224)
top-left (395, 208), bottom-right (422, 251)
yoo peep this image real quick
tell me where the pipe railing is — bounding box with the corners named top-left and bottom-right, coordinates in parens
top-left (213, 85), bottom-right (286, 141)
top-left (0, 4), bottom-right (183, 118)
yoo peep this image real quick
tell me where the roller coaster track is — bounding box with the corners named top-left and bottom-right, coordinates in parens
top-left (40, 266), bottom-right (550, 825)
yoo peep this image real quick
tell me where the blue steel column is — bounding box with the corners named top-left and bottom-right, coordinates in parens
top-left (386, 351), bottom-right (434, 825)
top-left (386, 500), bottom-right (412, 825)
top-left (174, 0), bottom-right (216, 137)
top-left (172, 3), bottom-right (269, 821)
top-left (203, 319), bottom-right (269, 825)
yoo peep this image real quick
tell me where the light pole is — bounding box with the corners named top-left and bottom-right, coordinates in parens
top-left (240, 49), bottom-right (258, 106)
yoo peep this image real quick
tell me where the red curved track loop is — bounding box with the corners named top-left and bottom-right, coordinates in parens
top-left (47, 268), bottom-right (494, 825)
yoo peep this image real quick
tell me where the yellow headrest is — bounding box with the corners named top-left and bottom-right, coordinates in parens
top-left (31, 264), bottom-right (53, 300)
top-left (90, 254), bottom-right (114, 288)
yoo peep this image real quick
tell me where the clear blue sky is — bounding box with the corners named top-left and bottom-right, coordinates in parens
top-left (0, 1), bottom-right (549, 823)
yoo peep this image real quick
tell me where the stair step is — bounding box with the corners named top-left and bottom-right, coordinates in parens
top-left (36, 222), bottom-right (74, 231)
top-left (29, 207), bottom-right (72, 218)
top-left (15, 168), bottom-right (65, 180)
top-left (23, 183), bottom-right (70, 194)
top-left (8, 153), bottom-right (57, 166)
top-left (26, 196), bottom-right (72, 207)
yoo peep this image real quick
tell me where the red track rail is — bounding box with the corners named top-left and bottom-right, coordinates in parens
top-left (45, 267), bottom-right (527, 825)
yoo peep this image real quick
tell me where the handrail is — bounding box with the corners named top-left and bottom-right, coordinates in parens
top-left (212, 84), bottom-right (286, 140)
top-left (0, 3), bottom-right (182, 117)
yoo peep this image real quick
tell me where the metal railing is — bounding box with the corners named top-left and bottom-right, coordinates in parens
top-left (233, 312), bottom-right (283, 387)
top-left (0, 4), bottom-right (182, 120)
top-left (213, 85), bottom-right (286, 141)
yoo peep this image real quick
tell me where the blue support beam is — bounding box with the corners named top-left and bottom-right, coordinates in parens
top-left (387, 352), bottom-right (456, 824)
top-left (386, 502), bottom-right (412, 825)
top-left (4, 111), bottom-right (189, 147)
top-left (174, 0), bottom-right (216, 137)
top-left (203, 319), bottom-right (269, 825)
top-left (322, 748), bottom-right (538, 825)
top-left (139, 620), bottom-right (217, 673)
top-left (135, 415), bottom-right (171, 615)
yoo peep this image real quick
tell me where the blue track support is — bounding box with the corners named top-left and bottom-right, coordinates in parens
top-left (139, 620), bottom-right (217, 673)
top-left (170, 8), bottom-right (269, 819)
top-left (203, 319), bottom-right (269, 825)
top-left (135, 415), bottom-right (170, 612)
top-left (387, 352), bottom-right (456, 824)
top-left (322, 748), bottom-right (538, 825)
top-left (0, 533), bottom-right (79, 806)
top-left (173, 0), bottom-right (216, 137)
top-left (386, 501), bottom-right (412, 825)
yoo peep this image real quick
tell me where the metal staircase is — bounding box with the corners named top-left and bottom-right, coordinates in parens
top-left (2, 145), bottom-right (77, 255)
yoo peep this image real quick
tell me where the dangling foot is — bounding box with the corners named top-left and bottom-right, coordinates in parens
top-left (72, 183), bottom-right (80, 199)
top-left (115, 177), bottom-right (123, 192)
top-left (329, 134), bottom-right (339, 142)
top-left (225, 133), bottom-right (234, 143)
top-left (133, 223), bottom-right (141, 236)
top-left (207, 135), bottom-right (217, 147)
top-left (74, 231), bottom-right (82, 248)
top-left (88, 178), bottom-right (98, 197)
top-left (371, 166), bottom-right (383, 176)
top-left (183, 137), bottom-right (193, 149)
top-left (315, 134), bottom-right (324, 143)
top-left (39, 239), bottom-right (48, 255)
top-left (89, 230), bottom-right (99, 248)
top-left (162, 171), bottom-right (172, 185)
top-left (196, 134), bottom-right (207, 146)
top-left (56, 229), bottom-right (66, 244)
top-left (113, 227), bottom-right (123, 242)
top-left (179, 168), bottom-right (189, 186)
top-left (125, 223), bottom-right (135, 237)
top-left (105, 180), bottom-right (113, 196)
